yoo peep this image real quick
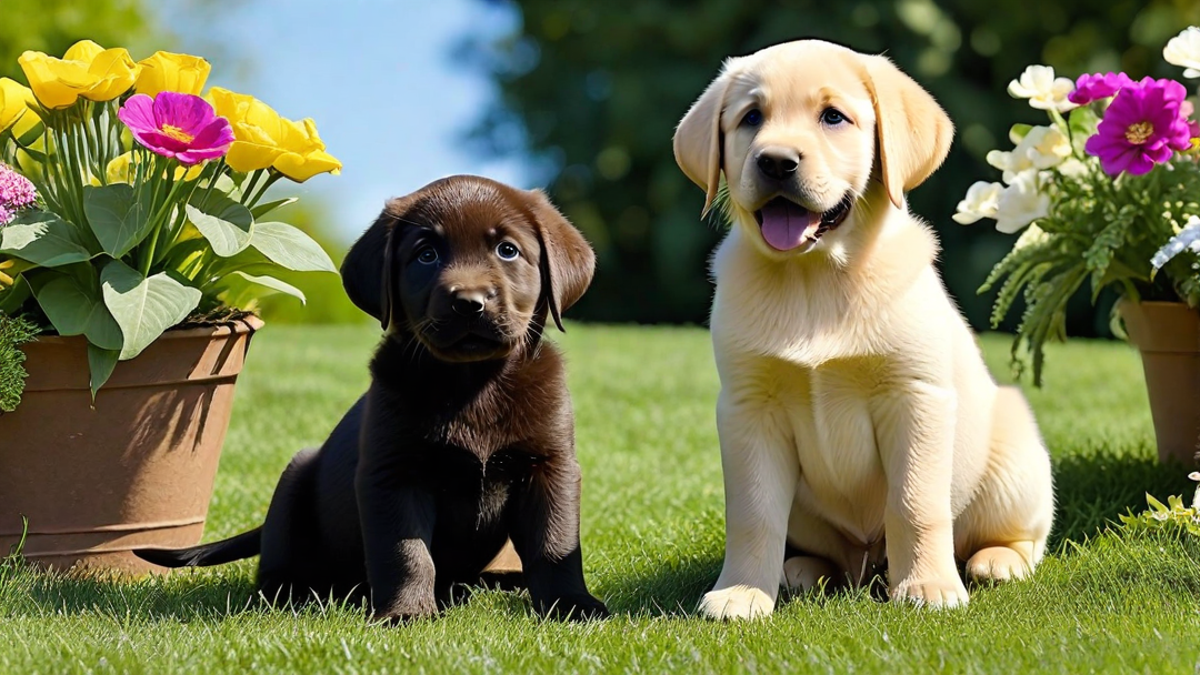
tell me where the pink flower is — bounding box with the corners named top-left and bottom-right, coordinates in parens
top-left (0, 162), bottom-right (37, 225)
top-left (1084, 77), bottom-right (1193, 176)
top-left (1068, 72), bottom-right (1134, 105)
top-left (117, 92), bottom-right (233, 165)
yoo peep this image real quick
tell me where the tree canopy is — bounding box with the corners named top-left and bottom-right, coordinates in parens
top-left (468, 0), bottom-right (1200, 334)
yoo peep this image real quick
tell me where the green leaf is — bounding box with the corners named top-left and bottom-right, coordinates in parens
top-left (100, 259), bottom-right (201, 360)
top-left (185, 193), bottom-right (254, 258)
top-left (0, 210), bottom-right (95, 267)
top-left (83, 183), bottom-right (154, 257)
top-left (0, 274), bottom-right (32, 315)
top-left (1068, 106), bottom-right (1100, 156)
top-left (87, 344), bottom-right (119, 399)
top-left (251, 197), bottom-right (297, 219)
top-left (249, 221), bottom-right (337, 273)
top-left (225, 270), bottom-right (306, 304)
top-left (1008, 123), bottom-right (1033, 144)
top-left (31, 273), bottom-right (123, 351)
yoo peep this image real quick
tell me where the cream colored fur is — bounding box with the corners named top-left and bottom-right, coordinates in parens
top-left (672, 40), bottom-right (1054, 620)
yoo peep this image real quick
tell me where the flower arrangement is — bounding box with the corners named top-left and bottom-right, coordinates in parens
top-left (0, 41), bottom-right (340, 397)
top-left (955, 27), bottom-right (1200, 384)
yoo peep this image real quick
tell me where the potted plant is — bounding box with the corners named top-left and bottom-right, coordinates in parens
top-left (0, 40), bottom-right (340, 573)
top-left (954, 27), bottom-right (1200, 467)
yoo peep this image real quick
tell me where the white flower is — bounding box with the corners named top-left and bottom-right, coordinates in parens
top-left (1164, 27), bottom-right (1200, 79)
top-left (1190, 471), bottom-right (1200, 511)
top-left (994, 170), bottom-right (1049, 234)
top-left (953, 181), bottom-right (1003, 224)
top-left (1056, 158), bottom-right (1089, 179)
top-left (1007, 65), bottom-right (1077, 113)
top-left (1151, 215), bottom-right (1200, 269)
top-left (1020, 126), bottom-right (1072, 170)
top-left (987, 126), bottom-right (1073, 184)
top-left (1012, 223), bottom-right (1048, 250)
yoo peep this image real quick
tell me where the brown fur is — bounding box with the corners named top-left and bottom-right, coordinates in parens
top-left (135, 176), bottom-right (608, 622)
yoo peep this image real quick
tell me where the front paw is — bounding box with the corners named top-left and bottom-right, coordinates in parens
top-left (699, 585), bottom-right (775, 620)
top-left (890, 576), bottom-right (970, 609)
top-left (371, 595), bottom-right (439, 624)
top-left (537, 593), bottom-right (610, 621)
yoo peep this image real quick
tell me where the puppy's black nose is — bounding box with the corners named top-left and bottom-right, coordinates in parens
top-left (451, 290), bottom-right (487, 317)
top-left (756, 149), bottom-right (800, 180)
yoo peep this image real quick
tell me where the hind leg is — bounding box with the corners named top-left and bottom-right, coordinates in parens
top-left (956, 387), bottom-right (1054, 583)
top-left (257, 448), bottom-right (328, 604)
top-left (783, 502), bottom-right (870, 592)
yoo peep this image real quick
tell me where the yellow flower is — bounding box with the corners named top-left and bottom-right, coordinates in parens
top-left (18, 40), bottom-right (141, 109)
top-left (105, 152), bottom-right (204, 184)
top-left (0, 258), bottom-right (30, 290)
top-left (135, 51), bottom-right (211, 98)
top-left (207, 87), bottom-right (342, 182)
top-left (0, 78), bottom-right (36, 132)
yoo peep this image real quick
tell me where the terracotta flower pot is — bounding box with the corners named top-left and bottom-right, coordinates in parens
top-left (1118, 299), bottom-right (1200, 467)
top-left (0, 316), bottom-right (263, 575)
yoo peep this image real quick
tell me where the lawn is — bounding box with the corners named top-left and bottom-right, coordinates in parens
top-left (2, 324), bottom-right (1199, 674)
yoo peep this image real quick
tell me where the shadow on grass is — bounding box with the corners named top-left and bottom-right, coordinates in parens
top-left (1, 562), bottom-right (283, 623)
top-left (600, 554), bottom-right (721, 617)
top-left (604, 451), bottom-right (1197, 617)
top-left (1051, 450), bottom-right (1196, 548)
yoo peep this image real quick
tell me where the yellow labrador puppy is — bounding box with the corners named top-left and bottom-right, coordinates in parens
top-left (673, 40), bottom-right (1054, 620)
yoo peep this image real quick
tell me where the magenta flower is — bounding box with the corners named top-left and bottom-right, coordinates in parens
top-left (117, 92), bottom-right (233, 165)
top-left (0, 162), bottom-right (37, 225)
top-left (1084, 77), bottom-right (1193, 176)
top-left (1068, 72), bottom-right (1134, 105)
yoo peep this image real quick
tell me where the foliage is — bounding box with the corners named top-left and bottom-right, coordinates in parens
top-left (0, 41), bottom-right (340, 400)
top-left (1118, 474), bottom-right (1200, 538)
top-left (466, 0), bottom-right (1200, 329)
top-left (0, 312), bottom-right (38, 412)
top-left (965, 36), bottom-right (1200, 384)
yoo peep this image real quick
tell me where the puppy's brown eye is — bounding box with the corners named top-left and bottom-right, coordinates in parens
top-left (741, 109), bottom-right (764, 127)
top-left (496, 241), bottom-right (520, 261)
top-left (416, 247), bottom-right (438, 264)
top-left (820, 108), bottom-right (848, 126)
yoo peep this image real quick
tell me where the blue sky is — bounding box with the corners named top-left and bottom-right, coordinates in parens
top-left (168, 0), bottom-right (526, 242)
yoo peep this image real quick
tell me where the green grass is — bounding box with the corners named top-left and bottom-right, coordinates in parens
top-left (3, 324), bottom-right (1199, 674)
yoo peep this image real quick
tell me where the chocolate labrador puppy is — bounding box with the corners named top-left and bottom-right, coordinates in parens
top-left (135, 175), bottom-right (608, 622)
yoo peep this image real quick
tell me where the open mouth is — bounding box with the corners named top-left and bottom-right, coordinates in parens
top-left (753, 195), bottom-right (853, 251)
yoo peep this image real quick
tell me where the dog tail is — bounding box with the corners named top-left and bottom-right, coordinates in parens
top-left (133, 527), bottom-right (262, 568)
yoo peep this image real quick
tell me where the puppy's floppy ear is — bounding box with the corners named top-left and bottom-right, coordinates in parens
top-left (673, 62), bottom-right (738, 217)
top-left (341, 197), bottom-right (412, 331)
top-left (525, 189), bottom-right (595, 332)
top-left (859, 54), bottom-right (954, 208)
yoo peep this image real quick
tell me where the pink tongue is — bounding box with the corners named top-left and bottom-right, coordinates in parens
top-left (759, 200), bottom-right (819, 251)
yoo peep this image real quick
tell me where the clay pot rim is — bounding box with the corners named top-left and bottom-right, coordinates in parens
top-left (28, 314), bottom-right (264, 346)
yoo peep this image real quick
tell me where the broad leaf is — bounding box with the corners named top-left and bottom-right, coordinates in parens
top-left (32, 273), bottom-right (123, 350)
top-left (249, 221), bottom-right (336, 273)
top-left (186, 193), bottom-right (253, 258)
top-left (87, 344), bottom-right (119, 399)
top-left (225, 270), bottom-right (306, 304)
top-left (0, 274), bottom-right (31, 314)
top-left (0, 211), bottom-right (95, 267)
top-left (251, 197), bottom-right (297, 219)
top-left (100, 259), bottom-right (201, 360)
top-left (83, 183), bottom-right (154, 257)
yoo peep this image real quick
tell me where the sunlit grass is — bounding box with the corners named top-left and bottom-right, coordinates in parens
top-left (2, 324), bottom-right (1197, 674)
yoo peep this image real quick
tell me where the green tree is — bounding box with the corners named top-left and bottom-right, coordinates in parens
top-left (468, 0), bottom-right (1200, 333)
